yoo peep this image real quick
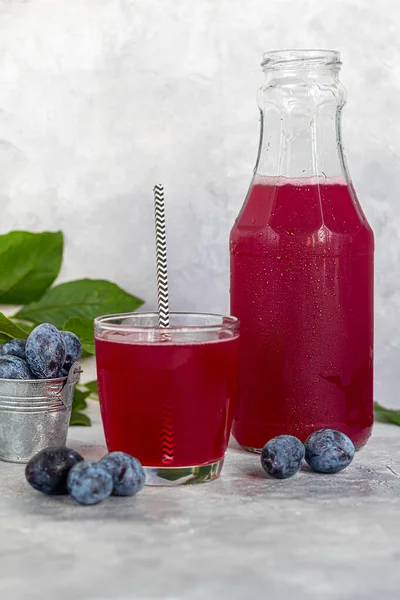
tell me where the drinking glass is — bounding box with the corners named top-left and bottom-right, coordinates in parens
top-left (95, 312), bottom-right (239, 485)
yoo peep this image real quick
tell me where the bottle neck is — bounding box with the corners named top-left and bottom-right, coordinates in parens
top-left (255, 65), bottom-right (348, 181)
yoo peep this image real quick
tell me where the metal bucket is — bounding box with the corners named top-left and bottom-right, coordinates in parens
top-left (0, 362), bottom-right (81, 463)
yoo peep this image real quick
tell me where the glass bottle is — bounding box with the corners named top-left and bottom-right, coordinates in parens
top-left (230, 50), bottom-right (374, 451)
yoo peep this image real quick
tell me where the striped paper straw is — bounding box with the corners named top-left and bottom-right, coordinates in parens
top-left (153, 184), bottom-right (173, 465)
top-left (153, 184), bottom-right (170, 328)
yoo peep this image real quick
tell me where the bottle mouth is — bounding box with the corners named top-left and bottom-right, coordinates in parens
top-left (261, 49), bottom-right (341, 71)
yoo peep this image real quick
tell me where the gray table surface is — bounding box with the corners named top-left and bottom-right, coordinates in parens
top-left (1, 402), bottom-right (400, 600)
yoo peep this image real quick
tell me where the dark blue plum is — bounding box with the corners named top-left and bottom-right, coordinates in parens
top-left (26, 323), bottom-right (66, 379)
top-left (100, 452), bottom-right (146, 496)
top-left (60, 331), bottom-right (82, 369)
top-left (25, 447), bottom-right (84, 495)
top-left (0, 355), bottom-right (34, 379)
top-left (1, 339), bottom-right (27, 360)
top-left (67, 461), bottom-right (113, 505)
top-left (305, 429), bottom-right (355, 474)
top-left (58, 367), bottom-right (69, 378)
top-left (261, 435), bottom-right (305, 479)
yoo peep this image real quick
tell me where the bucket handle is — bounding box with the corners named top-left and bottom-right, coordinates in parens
top-left (61, 362), bottom-right (82, 409)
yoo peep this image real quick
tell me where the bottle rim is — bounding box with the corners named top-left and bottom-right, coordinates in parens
top-left (261, 49), bottom-right (341, 70)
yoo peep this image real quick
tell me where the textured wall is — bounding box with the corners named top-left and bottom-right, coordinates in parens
top-left (0, 0), bottom-right (398, 405)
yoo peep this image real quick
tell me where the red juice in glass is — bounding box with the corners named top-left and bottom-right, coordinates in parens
top-left (230, 176), bottom-right (374, 450)
top-left (95, 312), bottom-right (239, 485)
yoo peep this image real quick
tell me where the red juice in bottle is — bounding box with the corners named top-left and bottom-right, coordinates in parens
top-left (230, 176), bottom-right (374, 449)
top-left (95, 327), bottom-right (239, 468)
top-left (230, 50), bottom-right (374, 451)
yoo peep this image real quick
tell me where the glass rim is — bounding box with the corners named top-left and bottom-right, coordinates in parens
top-left (261, 49), bottom-right (341, 70)
top-left (94, 311), bottom-right (240, 334)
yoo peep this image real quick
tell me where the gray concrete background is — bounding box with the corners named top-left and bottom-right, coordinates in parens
top-left (0, 403), bottom-right (400, 600)
top-left (0, 0), bottom-right (398, 406)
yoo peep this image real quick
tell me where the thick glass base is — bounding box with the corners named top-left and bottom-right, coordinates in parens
top-left (242, 445), bottom-right (262, 454)
top-left (144, 457), bottom-right (224, 486)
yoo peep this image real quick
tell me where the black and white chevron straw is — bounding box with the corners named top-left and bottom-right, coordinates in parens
top-left (153, 184), bottom-right (170, 328)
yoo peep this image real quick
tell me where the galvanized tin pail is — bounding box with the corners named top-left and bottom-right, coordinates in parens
top-left (0, 361), bottom-right (81, 463)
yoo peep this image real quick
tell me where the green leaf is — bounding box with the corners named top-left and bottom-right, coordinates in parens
top-left (72, 387), bottom-right (90, 412)
top-left (82, 380), bottom-right (98, 397)
top-left (16, 279), bottom-right (144, 329)
top-left (76, 380), bottom-right (98, 403)
top-left (0, 312), bottom-right (31, 343)
top-left (63, 317), bottom-right (95, 356)
top-left (70, 386), bottom-right (95, 426)
top-left (76, 381), bottom-right (98, 400)
top-left (0, 231), bottom-right (63, 304)
top-left (374, 402), bottom-right (400, 426)
top-left (9, 320), bottom-right (36, 334)
top-left (70, 411), bottom-right (91, 427)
